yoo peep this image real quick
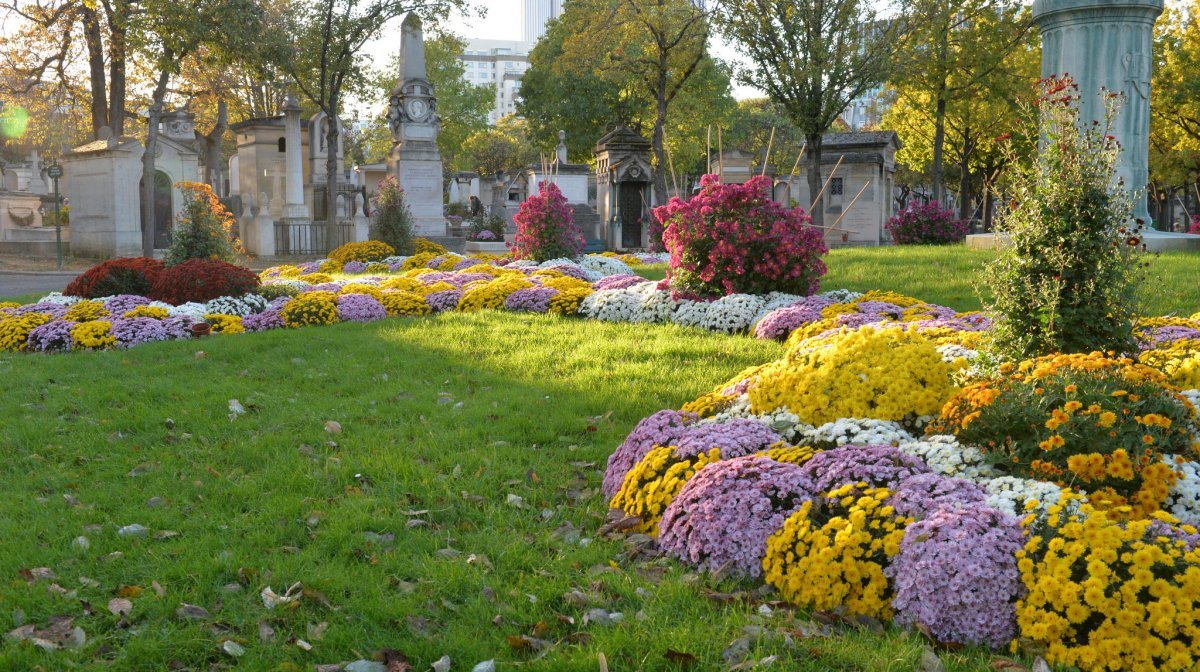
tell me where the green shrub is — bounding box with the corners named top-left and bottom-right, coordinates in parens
top-left (982, 76), bottom-right (1147, 359)
top-left (164, 182), bottom-right (240, 266)
top-left (369, 176), bottom-right (414, 256)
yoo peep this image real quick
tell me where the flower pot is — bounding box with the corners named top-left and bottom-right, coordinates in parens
top-left (191, 323), bottom-right (211, 337)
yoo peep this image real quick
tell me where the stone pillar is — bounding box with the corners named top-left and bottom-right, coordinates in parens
top-left (352, 192), bottom-right (369, 242)
top-left (1033, 0), bottom-right (1161, 224)
top-left (282, 95), bottom-right (307, 219)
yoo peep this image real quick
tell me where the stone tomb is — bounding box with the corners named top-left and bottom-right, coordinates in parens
top-left (594, 126), bottom-right (653, 250)
top-left (387, 14), bottom-right (445, 237)
top-left (782, 131), bottom-right (900, 246)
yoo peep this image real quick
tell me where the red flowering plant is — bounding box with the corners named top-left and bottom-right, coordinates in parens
top-left (510, 182), bottom-right (584, 262)
top-left (150, 258), bottom-right (260, 305)
top-left (653, 175), bottom-right (827, 299)
top-left (65, 257), bottom-right (165, 298)
top-left (886, 201), bottom-right (969, 245)
top-left (1189, 215), bottom-right (1199, 235)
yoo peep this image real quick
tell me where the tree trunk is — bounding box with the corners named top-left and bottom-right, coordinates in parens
top-left (958, 135), bottom-right (974, 223)
top-left (80, 5), bottom-right (108, 138)
top-left (651, 73), bottom-right (669, 207)
top-left (806, 134), bottom-right (824, 230)
top-left (325, 105), bottom-right (340, 252)
top-left (109, 15), bottom-right (127, 136)
top-left (931, 83), bottom-right (947, 204)
top-left (141, 67), bottom-right (172, 258)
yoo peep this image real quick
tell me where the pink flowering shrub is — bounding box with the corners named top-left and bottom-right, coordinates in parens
top-left (885, 201), bottom-right (969, 245)
top-left (653, 175), bottom-right (827, 298)
top-left (511, 182), bottom-right (584, 262)
top-left (1189, 215), bottom-right (1200, 235)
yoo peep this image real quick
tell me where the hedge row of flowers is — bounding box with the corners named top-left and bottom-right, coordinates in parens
top-left (604, 312), bottom-right (1200, 670)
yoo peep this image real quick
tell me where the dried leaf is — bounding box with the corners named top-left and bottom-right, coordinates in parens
top-left (431, 655), bottom-right (451, 672)
top-left (151, 581), bottom-right (166, 598)
top-left (175, 603), bottom-right (211, 621)
top-left (221, 640), bottom-right (245, 657)
top-left (106, 598), bottom-right (132, 617)
top-left (470, 661), bottom-right (495, 672)
top-left (921, 647), bottom-right (946, 672)
top-left (117, 585), bottom-right (144, 598)
top-left (1031, 658), bottom-right (1051, 672)
top-left (664, 649), bottom-right (697, 666)
top-left (324, 420), bottom-right (342, 435)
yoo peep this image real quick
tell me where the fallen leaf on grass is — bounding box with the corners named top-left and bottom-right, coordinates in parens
top-left (6, 616), bottom-right (86, 650)
top-left (597, 513), bottom-right (642, 536)
top-left (18, 567), bottom-right (56, 582)
top-left (106, 598), bottom-right (132, 617)
top-left (988, 659), bottom-right (1028, 671)
top-left (664, 649), bottom-right (697, 666)
top-left (175, 603), bottom-right (211, 621)
top-left (506, 634), bottom-right (552, 652)
top-left (921, 647), bottom-right (946, 672)
top-left (261, 583), bottom-right (303, 608)
top-left (470, 661), bottom-right (495, 672)
top-left (221, 640), bottom-right (245, 657)
top-left (325, 420), bottom-right (342, 435)
top-left (431, 655), bottom-right (451, 672)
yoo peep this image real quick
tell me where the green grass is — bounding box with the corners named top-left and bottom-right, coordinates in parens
top-left (0, 312), bottom-right (1010, 671)
top-left (636, 247), bottom-right (1200, 315)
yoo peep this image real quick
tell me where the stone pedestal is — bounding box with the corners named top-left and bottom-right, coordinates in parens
top-left (464, 240), bottom-right (509, 254)
top-left (1034, 0), bottom-right (1160, 224)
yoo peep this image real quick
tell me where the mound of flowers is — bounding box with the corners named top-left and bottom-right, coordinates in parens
top-left (885, 201), bottom-right (969, 245)
top-left (605, 304), bottom-right (1200, 668)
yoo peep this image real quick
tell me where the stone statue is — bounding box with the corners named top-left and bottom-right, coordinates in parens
top-left (556, 130), bottom-right (568, 165)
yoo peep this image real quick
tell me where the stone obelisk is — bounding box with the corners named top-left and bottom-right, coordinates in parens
top-left (387, 14), bottom-right (444, 236)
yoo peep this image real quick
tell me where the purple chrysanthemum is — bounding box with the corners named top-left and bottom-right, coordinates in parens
top-left (1140, 326), bottom-right (1200, 349)
top-left (27, 319), bottom-right (77, 352)
top-left (103, 294), bottom-right (152, 315)
top-left (453, 258), bottom-right (480, 271)
top-left (888, 504), bottom-right (1025, 648)
top-left (602, 409), bottom-right (699, 499)
top-left (161, 315), bottom-right (195, 339)
top-left (887, 472), bottom-right (988, 519)
top-left (109, 317), bottom-right (170, 347)
top-left (425, 289), bottom-right (463, 313)
top-left (753, 305), bottom-right (823, 340)
top-left (799, 444), bottom-right (932, 493)
top-left (243, 308), bottom-right (285, 332)
top-left (542, 263), bottom-right (590, 281)
top-left (336, 293), bottom-right (387, 322)
top-left (504, 287), bottom-right (557, 313)
top-left (441, 272), bottom-right (494, 288)
top-left (426, 255), bottom-right (447, 269)
top-left (659, 456), bottom-right (816, 578)
top-left (342, 260), bottom-right (368, 274)
top-left (14, 302), bottom-right (69, 318)
top-left (387, 261), bottom-right (406, 272)
top-left (853, 300), bottom-right (905, 318)
top-left (673, 419), bottom-right (782, 459)
top-left (593, 274), bottom-right (646, 291)
top-left (310, 282), bottom-right (344, 292)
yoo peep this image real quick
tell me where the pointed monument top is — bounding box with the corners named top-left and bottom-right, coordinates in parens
top-left (397, 14), bottom-right (427, 83)
top-left (283, 94), bottom-right (301, 112)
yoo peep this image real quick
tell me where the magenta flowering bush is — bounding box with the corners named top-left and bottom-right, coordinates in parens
top-left (602, 409), bottom-right (699, 498)
top-left (888, 504), bottom-right (1025, 647)
top-left (593, 274), bottom-right (646, 291)
top-left (511, 182), bottom-right (584, 262)
top-left (885, 201), bottom-right (969, 245)
top-left (659, 455), bottom-right (815, 578)
top-left (653, 175), bottom-right (827, 298)
top-left (798, 444), bottom-right (932, 493)
top-left (1190, 215), bottom-right (1200, 235)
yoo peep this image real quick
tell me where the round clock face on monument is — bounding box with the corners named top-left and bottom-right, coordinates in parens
top-left (406, 98), bottom-right (430, 122)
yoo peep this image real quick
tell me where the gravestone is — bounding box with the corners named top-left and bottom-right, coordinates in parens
top-left (387, 14), bottom-right (444, 236)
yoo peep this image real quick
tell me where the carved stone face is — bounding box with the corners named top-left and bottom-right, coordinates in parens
top-left (406, 98), bottom-right (429, 122)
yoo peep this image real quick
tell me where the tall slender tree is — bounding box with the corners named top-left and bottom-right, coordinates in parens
top-left (718, 0), bottom-right (906, 228)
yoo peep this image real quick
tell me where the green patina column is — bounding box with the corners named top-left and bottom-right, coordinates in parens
top-left (1033, 0), bottom-right (1161, 225)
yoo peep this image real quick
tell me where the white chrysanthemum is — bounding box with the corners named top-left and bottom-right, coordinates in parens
top-left (700, 294), bottom-right (765, 334)
top-left (1165, 456), bottom-right (1200, 526)
top-left (633, 286), bottom-right (676, 324)
top-left (671, 300), bottom-right (710, 328)
top-left (168, 302), bottom-right (209, 320)
top-left (580, 254), bottom-right (634, 277)
top-left (381, 255), bottom-right (408, 265)
top-left (898, 435), bottom-right (1000, 481)
top-left (816, 289), bottom-right (863, 303)
top-left (981, 476), bottom-right (1078, 518)
top-left (799, 418), bottom-right (914, 448)
top-left (205, 294), bottom-right (270, 316)
top-left (698, 394), bottom-right (756, 426)
top-left (35, 292), bottom-right (81, 306)
top-left (579, 288), bottom-right (641, 322)
top-left (936, 343), bottom-right (980, 364)
top-left (537, 258), bottom-right (603, 281)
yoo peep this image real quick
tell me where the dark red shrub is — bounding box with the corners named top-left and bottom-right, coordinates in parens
top-left (65, 257), bottom-right (165, 298)
top-left (150, 258), bottom-right (260, 305)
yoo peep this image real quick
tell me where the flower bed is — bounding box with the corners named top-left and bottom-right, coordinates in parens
top-left (603, 301), bottom-right (1200, 669)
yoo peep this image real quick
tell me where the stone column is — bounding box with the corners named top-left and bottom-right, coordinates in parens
top-left (282, 95), bottom-right (307, 219)
top-left (1033, 0), bottom-right (1161, 224)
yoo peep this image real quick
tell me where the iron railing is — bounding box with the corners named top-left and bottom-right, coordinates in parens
top-left (274, 220), bottom-right (354, 255)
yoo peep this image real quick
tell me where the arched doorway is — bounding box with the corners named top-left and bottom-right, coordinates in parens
top-left (140, 170), bottom-right (173, 249)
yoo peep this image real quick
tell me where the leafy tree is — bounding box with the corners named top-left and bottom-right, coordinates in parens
top-left (723, 98), bottom-right (805, 178)
top-left (460, 115), bottom-right (536, 178)
top-left (556, 0), bottom-right (716, 204)
top-left (718, 0), bottom-right (906, 228)
top-left (280, 1), bottom-right (472, 250)
top-left (890, 0), bottom-right (1031, 204)
top-left (1150, 0), bottom-right (1200, 228)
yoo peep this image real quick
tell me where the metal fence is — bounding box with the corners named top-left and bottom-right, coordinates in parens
top-left (274, 221), bottom-right (354, 255)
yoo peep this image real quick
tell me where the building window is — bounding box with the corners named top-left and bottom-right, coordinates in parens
top-left (277, 138), bottom-right (286, 152)
top-left (826, 177), bottom-right (844, 212)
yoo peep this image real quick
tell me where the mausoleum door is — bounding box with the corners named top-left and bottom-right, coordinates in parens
top-left (619, 183), bottom-right (644, 249)
top-left (139, 170), bottom-right (174, 249)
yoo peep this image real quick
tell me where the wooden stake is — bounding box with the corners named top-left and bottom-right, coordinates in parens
top-left (761, 127), bottom-right (776, 178)
top-left (790, 144), bottom-right (806, 177)
top-left (809, 154), bottom-right (845, 211)
top-left (826, 178), bottom-right (872, 233)
top-left (663, 127), bottom-right (679, 198)
top-left (717, 127), bottom-right (724, 182)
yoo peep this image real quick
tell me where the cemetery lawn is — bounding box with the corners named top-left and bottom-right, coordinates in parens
top-left (0, 312), bottom-right (1007, 671)
top-left (636, 247), bottom-right (1200, 315)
